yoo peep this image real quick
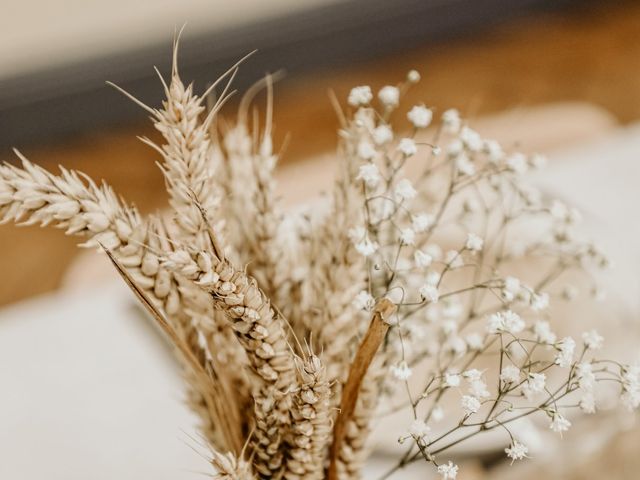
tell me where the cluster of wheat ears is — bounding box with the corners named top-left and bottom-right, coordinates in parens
top-left (1, 35), bottom-right (636, 480)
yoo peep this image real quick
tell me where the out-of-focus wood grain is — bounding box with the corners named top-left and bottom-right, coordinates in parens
top-left (1, 0), bottom-right (639, 306)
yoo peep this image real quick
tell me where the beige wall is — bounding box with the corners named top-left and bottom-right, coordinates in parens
top-left (0, 0), bottom-right (341, 79)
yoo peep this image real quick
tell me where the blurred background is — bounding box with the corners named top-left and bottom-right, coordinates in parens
top-left (1, 0), bottom-right (640, 478)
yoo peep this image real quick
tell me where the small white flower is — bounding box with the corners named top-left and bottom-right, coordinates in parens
top-left (356, 163), bottom-right (381, 188)
top-left (414, 250), bottom-right (433, 268)
top-left (465, 333), bottom-right (484, 351)
top-left (412, 213), bottom-right (433, 233)
top-left (531, 292), bottom-right (550, 311)
top-left (533, 320), bottom-right (557, 344)
top-left (505, 440), bottom-right (528, 463)
top-left (549, 412), bottom-right (571, 434)
top-left (460, 126), bottom-right (483, 152)
top-left (348, 85), bottom-right (372, 106)
top-left (372, 124), bottom-right (393, 145)
top-left (378, 85), bottom-right (400, 108)
top-left (576, 362), bottom-right (596, 390)
top-left (407, 105), bottom-right (433, 128)
top-left (398, 137), bottom-right (418, 156)
top-left (580, 392), bottom-right (596, 414)
top-left (408, 419), bottom-right (430, 439)
top-left (441, 109), bottom-right (461, 134)
top-left (442, 320), bottom-right (458, 336)
top-left (555, 337), bottom-right (576, 368)
top-left (506, 153), bottom-right (528, 174)
top-left (484, 139), bottom-right (504, 163)
top-left (515, 287), bottom-right (532, 305)
top-left (465, 233), bottom-right (483, 252)
top-left (621, 390), bottom-right (640, 411)
top-left (502, 276), bottom-right (521, 302)
top-left (582, 330), bottom-right (604, 350)
top-left (432, 405), bottom-right (444, 422)
top-left (399, 228), bottom-right (416, 246)
top-left (455, 153), bottom-right (475, 176)
top-left (437, 461), bottom-right (459, 480)
top-left (407, 69), bottom-right (421, 83)
top-left (426, 271), bottom-right (441, 286)
top-left (447, 139), bottom-right (463, 157)
top-left (469, 379), bottom-right (490, 399)
top-left (444, 372), bottom-right (461, 388)
top-left (355, 236), bottom-right (379, 257)
top-left (463, 370), bottom-right (489, 398)
top-left (523, 372), bottom-right (546, 399)
top-left (621, 364), bottom-right (640, 411)
top-left (487, 310), bottom-right (525, 335)
top-left (500, 365), bottom-right (521, 384)
top-left (394, 178), bottom-right (417, 201)
top-left (461, 395), bottom-right (481, 415)
top-left (391, 361), bottom-right (413, 380)
top-left (419, 284), bottom-right (439, 303)
top-left (447, 336), bottom-right (467, 355)
top-left (357, 140), bottom-right (376, 160)
top-left (352, 290), bottom-right (375, 311)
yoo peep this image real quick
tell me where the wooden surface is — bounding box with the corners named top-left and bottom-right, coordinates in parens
top-left (2, 0), bottom-right (640, 306)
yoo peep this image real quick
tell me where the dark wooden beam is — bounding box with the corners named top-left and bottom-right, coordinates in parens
top-left (0, 0), bottom-right (571, 148)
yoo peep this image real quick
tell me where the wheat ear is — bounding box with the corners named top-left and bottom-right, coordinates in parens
top-left (113, 46), bottom-right (258, 420)
top-left (242, 75), bottom-right (288, 307)
top-left (162, 248), bottom-right (298, 478)
top-left (284, 354), bottom-right (333, 480)
top-left (0, 155), bottom-right (244, 452)
top-left (307, 179), bottom-right (368, 383)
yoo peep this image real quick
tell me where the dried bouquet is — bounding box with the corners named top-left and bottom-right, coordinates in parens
top-left (1, 37), bottom-right (638, 480)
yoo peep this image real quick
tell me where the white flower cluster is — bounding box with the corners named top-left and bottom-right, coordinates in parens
top-left (340, 74), bottom-right (633, 479)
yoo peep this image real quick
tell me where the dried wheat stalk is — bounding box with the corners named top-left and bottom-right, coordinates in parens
top-left (130, 51), bottom-right (255, 423)
top-left (162, 248), bottom-right (298, 478)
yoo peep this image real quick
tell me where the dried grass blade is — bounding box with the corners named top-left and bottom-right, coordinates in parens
top-left (327, 298), bottom-right (396, 480)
